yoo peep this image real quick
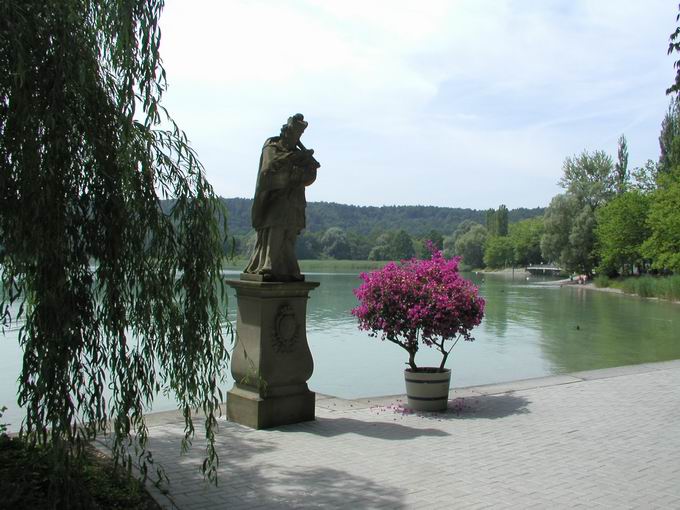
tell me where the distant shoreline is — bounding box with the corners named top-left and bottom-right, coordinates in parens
top-left (478, 267), bottom-right (531, 277)
top-left (563, 280), bottom-right (680, 305)
top-left (223, 258), bottom-right (389, 273)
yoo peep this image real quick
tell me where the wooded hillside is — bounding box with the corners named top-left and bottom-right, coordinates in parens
top-left (220, 197), bottom-right (544, 236)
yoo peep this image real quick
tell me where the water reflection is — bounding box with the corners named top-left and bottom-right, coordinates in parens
top-left (477, 276), bottom-right (510, 339)
top-left (537, 286), bottom-right (680, 372)
top-left (298, 272), bottom-right (680, 398)
top-left (2, 271), bottom-right (679, 427)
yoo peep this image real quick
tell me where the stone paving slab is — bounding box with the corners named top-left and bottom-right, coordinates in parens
top-left (570, 359), bottom-right (680, 380)
top-left (110, 361), bottom-right (680, 509)
top-left (457, 374), bottom-right (582, 395)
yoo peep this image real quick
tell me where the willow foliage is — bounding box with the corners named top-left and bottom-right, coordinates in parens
top-left (0, 0), bottom-right (230, 504)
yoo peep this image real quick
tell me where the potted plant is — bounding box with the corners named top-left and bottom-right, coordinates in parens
top-left (352, 243), bottom-right (485, 411)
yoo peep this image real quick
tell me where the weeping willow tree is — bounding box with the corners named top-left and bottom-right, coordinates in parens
top-left (0, 0), bottom-right (230, 505)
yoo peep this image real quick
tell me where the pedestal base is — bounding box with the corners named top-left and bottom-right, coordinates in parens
top-left (227, 385), bottom-right (315, 429)
top-left (225, 279), bottom-right (319, 429)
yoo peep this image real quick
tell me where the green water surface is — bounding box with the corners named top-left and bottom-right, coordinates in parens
top-left (303, 271), bottom-right (680, 398)
top-left (1, 270), bottom-right (678, 429)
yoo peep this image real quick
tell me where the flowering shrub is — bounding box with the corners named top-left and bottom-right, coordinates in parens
top-left (352, 243), bottom-right (485, 370)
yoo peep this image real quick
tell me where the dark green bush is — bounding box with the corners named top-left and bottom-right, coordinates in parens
top-left (594, 275), bottom-right (611, 288)
top-left (623, 276), bottom-right (655, 297)
top-left (618, 275), bottom-right (680, 299)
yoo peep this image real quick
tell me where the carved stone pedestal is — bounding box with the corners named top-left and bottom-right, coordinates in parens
top-left (226, 278), bottom-right (319, 429)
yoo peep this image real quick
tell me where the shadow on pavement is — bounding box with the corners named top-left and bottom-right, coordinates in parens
top-left (140, 423), bottom-right (408, 509)
top-left (259, 467), bottom-right (408, 509)
top-left (438, 393), bottom-right (530, 420)
top-left (280, 416), bottom-right (449, 440)
top-left (373, 393), bottom-right (531, 421)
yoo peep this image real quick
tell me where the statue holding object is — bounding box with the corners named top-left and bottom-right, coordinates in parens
top-left (243, 113), bottom-right (320, 282)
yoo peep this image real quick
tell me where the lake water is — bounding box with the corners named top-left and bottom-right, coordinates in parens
top-left (2, 270), bottom-right (679, 431)
top-left (304, 271), bottom-right (680, 398)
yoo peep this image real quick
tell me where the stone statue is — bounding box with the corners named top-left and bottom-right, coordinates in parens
top-left (243, 113), bottom-right (320, 281)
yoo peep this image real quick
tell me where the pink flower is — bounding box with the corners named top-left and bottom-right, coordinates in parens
top-left (351, 245), bottom-right (485, 370)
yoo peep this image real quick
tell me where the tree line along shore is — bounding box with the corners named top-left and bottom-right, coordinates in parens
top-left (216, 96), bottom-right (680, 293)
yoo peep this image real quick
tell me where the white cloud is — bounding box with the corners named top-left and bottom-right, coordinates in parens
top-left (159, 0), bottom-right (677, 209)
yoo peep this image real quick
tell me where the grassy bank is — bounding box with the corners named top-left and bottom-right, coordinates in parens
top-left (594, 274), bottom-right (680, 301)
top-left (299, 259), bottom-right (388, 272)
top-left (0, 435), bottom-right (160, 509)
top-left (223, 259), bottom-right (389, 272)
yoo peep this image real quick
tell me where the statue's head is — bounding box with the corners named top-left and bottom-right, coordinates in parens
top-left (280, 113), bottom-right (308, 141)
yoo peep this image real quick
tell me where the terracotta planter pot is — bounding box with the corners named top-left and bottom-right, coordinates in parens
top-left (404, 368), bottom-right (452, 411)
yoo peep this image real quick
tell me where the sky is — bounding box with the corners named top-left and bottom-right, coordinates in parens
top-left (159, 0), bottom-right (677, 209)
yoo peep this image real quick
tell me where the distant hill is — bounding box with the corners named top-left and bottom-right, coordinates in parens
top-left (219, 197), bottom-right (544, 236)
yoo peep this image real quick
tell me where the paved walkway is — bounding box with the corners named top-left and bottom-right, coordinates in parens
top-left (109, 360), bottom-right (680, 509)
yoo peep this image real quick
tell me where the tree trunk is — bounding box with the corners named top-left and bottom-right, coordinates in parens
top-left (408, 350), bottom-right (417, 370)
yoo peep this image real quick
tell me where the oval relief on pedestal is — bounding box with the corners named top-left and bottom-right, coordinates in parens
top-left (272, 304), bottom-right (299, 353)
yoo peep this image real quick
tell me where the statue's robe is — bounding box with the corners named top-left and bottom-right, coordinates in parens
top-left (244, 137), bottom-right (317, 281)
